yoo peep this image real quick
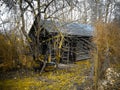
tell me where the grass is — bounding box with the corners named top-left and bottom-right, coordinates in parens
top-left (0, 60), bottom-right (90, 90)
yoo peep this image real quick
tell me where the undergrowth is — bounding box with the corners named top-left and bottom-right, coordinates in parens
top-left (0, 60), bottom-right (91, 90)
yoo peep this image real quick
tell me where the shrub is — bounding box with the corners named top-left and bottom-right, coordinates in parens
top-left (93, 21), bottom-right (120, 89)
top-left (0, 32), bottom-right (31, 71)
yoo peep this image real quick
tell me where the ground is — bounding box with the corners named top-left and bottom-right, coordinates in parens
top-left (0, 60), bottom-right (91, 90)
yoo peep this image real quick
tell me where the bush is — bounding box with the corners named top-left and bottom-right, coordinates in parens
top-left (0, 32), bottom-right (31, 71)
top-left (93, 21), bottom-right (120, 89)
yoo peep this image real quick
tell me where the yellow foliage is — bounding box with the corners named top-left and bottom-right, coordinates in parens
top-left (0, 60), bottom-right (90, 90)
top-left (0, 32), bottom-right (30, 71)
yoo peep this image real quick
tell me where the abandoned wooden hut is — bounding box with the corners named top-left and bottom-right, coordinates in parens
top-left (28, 19), bottom-right (94, 63)
top-left (59, 23), bottom-right (94, 63)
